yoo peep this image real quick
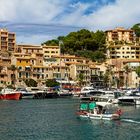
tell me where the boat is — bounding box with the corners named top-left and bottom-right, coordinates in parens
top-left (15, 88), bottom-right (35, 99)
top-left (0, 88), bottom-right (22, 100)
top-left (33, 88), bottom-right (59, 99)
top-left (80, 86), bottom-right (95, 95)
top-left (80, 87), bottom-right (103, 100)
top-left (57, 89), bottom-right (73, 97)
top-left (118, 91), bottom-right (140, 105)
top-left (76, 101), bottom-right (122, 120)
top-left (98, 90), bottom-right (123, 104)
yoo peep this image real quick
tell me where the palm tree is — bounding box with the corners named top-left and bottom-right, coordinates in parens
top-left (8, 65), bottom-right (17, 88)
top-left (124, 65), bottom-right (130, 89)
top-left (77, 73), bottom-right (84, 87)
top-left (136, 66), bottom-right (140, 88)
top-left (103, 70), bottom-right (111, 88)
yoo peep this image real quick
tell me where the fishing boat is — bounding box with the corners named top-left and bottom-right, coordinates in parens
top-left (0, 88), bottom-right (22, 100)
top-left (76, 101), bottom-right (122, 120)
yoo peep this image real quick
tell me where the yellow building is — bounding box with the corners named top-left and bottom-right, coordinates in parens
top-left (106, 27), bottom-right (134, 44)
top-left (42, 45), bottom-right (60, 58)
top-left (16, 44), bottom-right (42, 54)
top-left (108, 45), bottom-right (140, 59)
top-left (0, 28), bottom-right (16, 52)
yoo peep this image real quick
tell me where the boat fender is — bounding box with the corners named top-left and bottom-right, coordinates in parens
top-left (100, 114), bottom-right (103, 119)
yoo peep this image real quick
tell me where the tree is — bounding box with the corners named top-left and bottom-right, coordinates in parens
top-left (24, 78), bottom-right (37, 87)
top-left (77, 73), bottom-right (84, 87)
top-left (92, 50), bottom-right (106, 62)
top-left (131, 24), bottom-right (140, 37)
top-left (136, 66), bottom-right (140, 88)
top-left (8, 65), bottom-right (17, 87)
top-left (41, 29), bottom-right (106, 61)
top-left (136, 66), bottom-right (140, 77)
top-left (124, 65), bottom-right (131, 88)
top-left (103, 71), bottom-right (110, 88)
top-left (45, 79), bottom-right (60, 87)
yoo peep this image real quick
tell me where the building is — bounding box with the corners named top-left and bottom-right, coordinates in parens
top-left (42, 45), bottom-right (60, 58)
top-left (123, 60), bottom-right (140, 88)
top-left (106, 27), bottom-right (134, 44)
top-left (107, 45), bottom-right (140, 59)
top-left (90, 63), bottom-right (104, 88)
top-left (16, 44), bottom-right (42, 54)
top-left (0, 28), bottom-right (16, 52)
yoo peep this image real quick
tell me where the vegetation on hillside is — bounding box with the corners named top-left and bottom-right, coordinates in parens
top-left (131, 24), bottom-right (140, 37)
top-left (42, 29), bottom-right (106, 62)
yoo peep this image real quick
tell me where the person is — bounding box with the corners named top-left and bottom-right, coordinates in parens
top-left (89, 97), bottom-right (94, 102)
top-left (94, 107), bottom-right (98, 114)
top-left (116, 109), bottom-right (123, 115)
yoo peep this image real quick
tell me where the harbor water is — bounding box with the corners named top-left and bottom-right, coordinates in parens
top-left (0, 98), bottom-right (140, 140)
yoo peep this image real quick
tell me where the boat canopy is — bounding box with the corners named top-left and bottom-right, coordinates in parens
top-left (96, 102), bottom-right (112, 107)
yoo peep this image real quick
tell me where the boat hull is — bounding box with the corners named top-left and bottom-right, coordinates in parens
top-left (22, 94), bottom-right (35, 99)
top-left (89, 113), bottom-right (120, 120)
top-left (118, 99), bottom-right (136, 105)
top-left (77, 112), bottom-right (120, 120)
top-left (0, 93), bottom-right (22, 100)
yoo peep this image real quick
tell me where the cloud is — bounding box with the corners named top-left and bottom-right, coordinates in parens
top-left (0, 0), bottom-right (139, 30)
top-left (0, 0), bottom-right (69, 23)
top-left (0, 0), bottom-right (140, 44)
top-left (60, 0), bottom-right (140, 30)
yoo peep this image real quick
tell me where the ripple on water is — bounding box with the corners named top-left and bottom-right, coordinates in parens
top-left (0, 99), bottom-right (140, 140)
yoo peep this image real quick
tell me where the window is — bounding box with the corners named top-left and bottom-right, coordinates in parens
top-left (45, 51), bottom-right (49, 53)
top-left (18, 66), bottom-right (22, 70)
top-left (46, 74), bottom-right (48, 78)
top-left (42, 75), bottom-right (44, 79)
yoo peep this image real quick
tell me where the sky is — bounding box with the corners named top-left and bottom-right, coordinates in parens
top-left (0, 0), bottom-right (140, 45)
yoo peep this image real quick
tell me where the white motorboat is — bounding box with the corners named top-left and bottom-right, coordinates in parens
top-left (118, 91), bottom-right (140, 105)
top-left (80, 86), bottom-right (95, 95)
top-left (98, 90), bottom-right (123, 104)
top-left (15, 88), bottom-right (35, 99)
top-left (57, 89), bottom-right (73, 97)
top-left (77, 102), bottom-right (122, 120)
top-left (80, 86), bottom-right (103, 100)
